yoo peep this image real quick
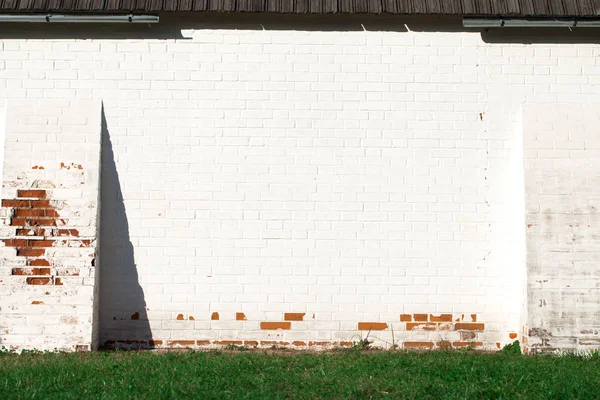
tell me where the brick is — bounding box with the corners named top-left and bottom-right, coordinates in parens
top-left (236, 312), bottom-right (247, 321)
top-left (17, 190), bottom-right (46, 199)
top-left (16, 248), bottom-right (45, 257)
top-left (430, 314), bottom-right (453, 322)
top-left (26, 277), bottom-right (52, 285)
top-left (260, 322), bottom-right (291, 330)
top-left (284, 313), bottom-right (305, 321)
top-left (358, 322), bottom-right (388, 331)
top-left (455, 323), bottom-right (485, 331)
top-left (12, 267), bottom-right (51, 275)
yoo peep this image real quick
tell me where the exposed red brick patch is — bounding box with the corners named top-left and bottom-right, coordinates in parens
top-left (17, 190), bottom-right (47, 199)
top-left (31, 301), bottom-right (44, 305)
top-left (400, 314), bottom-right (412, 322)
top-left (3, 239), bottom-right (28, 247)
top-left (358, 322), bottom-right (388, 331)
top-left (260, 322), bottom-right (291, 330)
top-left (149, 340), bottom-right (163, 347)
top-left (244, 340), bottom-right (258, 346)
top-left (54, 278), bottom-right (63, 286)
top-left (406, 323), bottom-right (437, 331)
top-left (189, 316), bottom-right (195, 320)
top-left (455, 323), bottom-right (484, 331)
top-left (28, 259), bottom-right (50, 267)
top-left (12, 267), bottom-right (51, 276)
top-left (26, 277), bottom-right (52, 285)
top-left (293, 341), bottom-right (307, 346)
top-left (284, 313), bottom-right (305, 321)
top-left (28, 240), bottom-right (55, 248)
top-left (496, 342), bottom-right (501, 349)
top-left (216, 340), bottom-right (243, 345)
top-left (32, 166), bottom-right (45, 170)
top-left (404, 341), bottom-right (434, 349)
top-left (196, 340), bottom-right (211, 346)
top-left (430, 314), bottom-right (453, 322)
top-left (236, 312), bottom-right (247, 321)
top-left (131, 312), bottom-right (140, 320)
top-left (509, 333), bottom-right (518, 339)
top-left (17, 248), bottom-right (45, 257)
top-left (176, 314), bottom-right (184, 320)
top-left (211, 312), bottom-right (219, 321)
top-left (413, 314), bottom-right (428, 322)
top-left (471, 314), bottom-right (477, 322)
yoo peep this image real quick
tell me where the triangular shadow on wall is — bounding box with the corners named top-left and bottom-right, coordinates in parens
top-left (98, 105), bottom-right (154, 349)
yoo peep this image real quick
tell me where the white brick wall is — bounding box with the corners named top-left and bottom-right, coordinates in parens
top-left (524, 105), bottom-right (600, 352)
top-left (0, 18), bottom-right (599, 351)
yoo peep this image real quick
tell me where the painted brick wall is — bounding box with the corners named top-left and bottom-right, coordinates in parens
top-left (0, 99), bottom-right (102, 351)
top-left (524, 105), bottom-right (600, 353)
top-left (0, 17), bottom-right (598, 351)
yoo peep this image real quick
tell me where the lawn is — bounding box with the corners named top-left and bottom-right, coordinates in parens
top-left (1, 348), bottom-right (599, 399)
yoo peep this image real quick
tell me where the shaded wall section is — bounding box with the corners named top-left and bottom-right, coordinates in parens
top-left (98, 108), bottom-right (153, 348)
top-left (524, 105), bottom-right (600, 352)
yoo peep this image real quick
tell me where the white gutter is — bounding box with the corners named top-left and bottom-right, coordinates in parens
top-left (463, 17), bottom-right (600, 28)
top-left (0, 13), bottom-right (159, 23)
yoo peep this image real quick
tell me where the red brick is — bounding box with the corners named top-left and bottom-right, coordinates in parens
top-left (260, 322), bottom-right (291, 330)
top-left (17, 190), bottom-right (46, 199)
top-left (400, 314), bottom-right (412, 322)
top-left (30, 200), bottom-right (51, 208)
top-left (211, 312), bottom-right (219, 320)
top-left (455, 323), bottom-right (485, 331)
top-left (196, 340), bottom-right (211, 346)
top-left (236, 312), bottom-right (247, 321)
top-left (176, 314), bottom-right (184, 320)
top-left (2, 239), bottom-right (28, 247)
top-left (26, 277), bottom-right (52, 285)
top-left (28, 240), bottom-right (55, 247)
top-left (28, 259), bottom-right (51, 267)
top-left (430, 314), bottom-right (453, 322)
top-left (57, 229), bottom-right (79, 237)
top-left (284, 313), bottom-right (305, 321)
top-left (54, 278), bottom-right (63, 286)
top-left (413, 314), bottom-right (428, 322)
top-left (12, 267), bottom-right (51, 276)
top-left (2, 200), bottom-right (31, 208)
top-left (509, 333), bottom-right (518, 339)
top-left (16, 248), bottom-right (45, 257)
top-left (14, 209), bottom-right (45, 217)
top-left (358, 322), bottom-right (388, 331)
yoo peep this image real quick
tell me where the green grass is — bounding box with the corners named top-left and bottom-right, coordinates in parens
top-left (1, 349), bottom-right (599, 399)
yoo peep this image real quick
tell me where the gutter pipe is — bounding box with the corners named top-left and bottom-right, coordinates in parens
top-left (0, 13), bottom-right (159, 23)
